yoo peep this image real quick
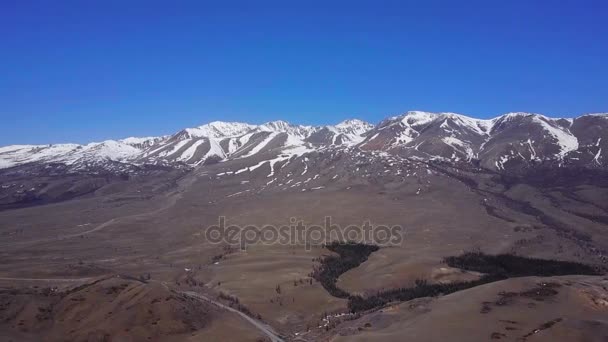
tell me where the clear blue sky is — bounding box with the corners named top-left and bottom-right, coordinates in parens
top-left (1, 0), bottom-right (607, 145)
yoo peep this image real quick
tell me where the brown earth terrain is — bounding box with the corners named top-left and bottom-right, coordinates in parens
top-left (0, 146), bottom-right (607, 341)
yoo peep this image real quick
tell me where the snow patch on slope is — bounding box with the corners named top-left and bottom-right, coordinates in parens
top-left (444, 113), bottom-right (493, 135)
top-left (178, 139), bottom-right (207, 162)
top-left (442, 137), bottom-right (474, 160)
top-left (80, 141), bottom-right (141, 161)
top-left (159, 140), bottom-right (190, 157)
top-left (533, 116), bottom-right (579, 158)
top-left (243, 132), bottom-right (279, 157)
top-left (206, 138), bottom-right (227, 159)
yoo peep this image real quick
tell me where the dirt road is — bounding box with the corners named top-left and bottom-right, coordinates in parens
top-left (183, 290), bottom-right (286, 342)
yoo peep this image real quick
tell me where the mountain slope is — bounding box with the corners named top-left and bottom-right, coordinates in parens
top-left (360, 111), bottom-right (607, 170)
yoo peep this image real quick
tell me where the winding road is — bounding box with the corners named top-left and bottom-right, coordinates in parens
top-left (2, 187), bottom-right (184, 249)
top-left (0, 276), bottom-right (286, 342)
top-left (182, 290), bottom-right (286, 342)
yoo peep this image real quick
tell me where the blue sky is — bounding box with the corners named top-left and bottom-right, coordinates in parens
top-left (1, 0), bottom-right (607, 145)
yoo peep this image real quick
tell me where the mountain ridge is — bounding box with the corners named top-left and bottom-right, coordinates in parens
top-left (1, 112), bottom-right (606, 172)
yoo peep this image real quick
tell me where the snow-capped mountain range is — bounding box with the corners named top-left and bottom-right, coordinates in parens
top-left (1, 112), bottom-right (607, 173)
top-left (0, 119), bottom-right (373, 171)
top-left (360, 111), bottom-right (607, 170)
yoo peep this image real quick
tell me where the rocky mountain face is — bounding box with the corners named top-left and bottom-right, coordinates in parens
top-left (360, 111), bottom-right (607, 171)
top-left (0, 112), bottom-right (606, 175)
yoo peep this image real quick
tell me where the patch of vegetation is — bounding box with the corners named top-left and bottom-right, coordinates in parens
top-left (218, 292), bottom-right (262, 320)
top-left (343, 250), bottom-right (599, 313)
top-left (348, 276), bottom-right (502, 312)
top-left (480, 281), bottom-right (561, 314)
top-left (311, 242), bottom-right (379, 298)
top-left (521, 318), bottom-right (563, 341)
top-left (444, 252), bottom-right (600, 277)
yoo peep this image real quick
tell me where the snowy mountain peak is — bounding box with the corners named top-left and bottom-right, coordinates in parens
top-left (399, 111), bottom-right (439, 127)
top-left (259, 120), bottom-right (300, 132)
top-left (336, 118), bottom-right (368, 126)
top-left (333, 119), bottom-right (373, 137)
top-left (258, 121), bottom-right (316, 140)
top-left (260, 120), bottom-right (291, 130)
top-left (120, 136), bottom-right (168, 148)
top-left (496, 112), bottom-right (543, 121)
top-left (185, 121), bottom-right (256, 139)
top-left (335, 119), bottom-right (373, 131)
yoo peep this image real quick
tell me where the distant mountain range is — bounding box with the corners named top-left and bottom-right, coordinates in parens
top-left (1, 112), bottom-right (606, 173)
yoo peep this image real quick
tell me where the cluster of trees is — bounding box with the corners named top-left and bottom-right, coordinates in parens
top-left (347, 251), bottom-right (601, 313)
top-left (348, 274), bottom-right (504, 312)
top-left (218, 291), bottom-right (262, 320)
top-left (311, 242), bottom-right (380, 298)
top-left (309, 242), bottom-right (601, 313)
top-left (444, 251), bottom-right (601, 277)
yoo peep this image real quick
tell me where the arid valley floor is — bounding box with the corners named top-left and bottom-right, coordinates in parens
top-left (1, 113), bottom-right (608, 341)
